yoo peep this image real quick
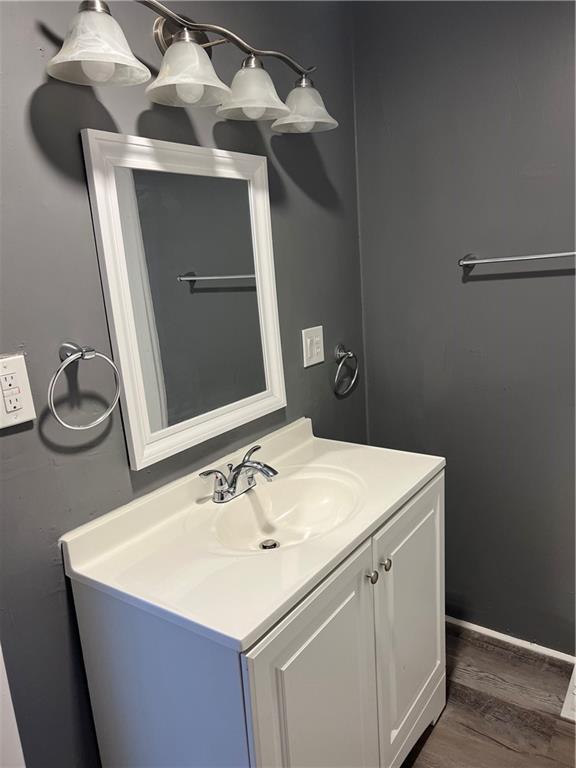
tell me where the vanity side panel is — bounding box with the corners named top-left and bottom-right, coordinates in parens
top-left (71, 580), bottom-right (250, 768)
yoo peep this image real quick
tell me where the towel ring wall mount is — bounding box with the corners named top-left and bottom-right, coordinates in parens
top-left (48, 342), bottom-right (121, 430)
top-left (333, 344), bottom-right (359, 396)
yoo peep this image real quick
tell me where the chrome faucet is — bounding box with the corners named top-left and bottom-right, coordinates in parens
top-left (200, 445), bottom-right (278, 503)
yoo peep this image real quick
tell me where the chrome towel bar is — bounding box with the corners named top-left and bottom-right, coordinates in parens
top-left (459, 251), bottom-right (575, 269)
top-left (177, 274), bottom-right (255, 282)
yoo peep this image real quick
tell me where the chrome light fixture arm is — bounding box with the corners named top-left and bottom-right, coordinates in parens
top-left (136, 0), bottom-right (316, 75)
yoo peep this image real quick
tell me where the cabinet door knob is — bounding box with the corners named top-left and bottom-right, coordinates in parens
top-left (366, 570), bottom-right (379, 584)
top-left (381, 558), bottom-right (392, 572)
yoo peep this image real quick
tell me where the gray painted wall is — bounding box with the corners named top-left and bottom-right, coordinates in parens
top-left (354, 2), bottom-right (575, 653)
top-left (0, 3), bottom-right (365, 765)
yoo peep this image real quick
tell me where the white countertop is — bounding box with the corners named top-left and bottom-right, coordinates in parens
top-left (60, 419), bottom-right (445, 651)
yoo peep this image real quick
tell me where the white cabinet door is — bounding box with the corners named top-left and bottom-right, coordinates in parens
top-left (244, 541), bottom-right (380, 768)
top-left (373, 474), bottom-right (445, 768)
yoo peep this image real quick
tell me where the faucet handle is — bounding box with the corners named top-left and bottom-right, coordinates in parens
top-left (242, 444), bottom-right (261, 463)
top-left (199, 469), bottom-right (228, 488)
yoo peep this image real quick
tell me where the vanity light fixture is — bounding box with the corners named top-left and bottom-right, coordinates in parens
top-left (216, 56), bottom-right (289, 121)
top-left (46, 0), bottom-right (338, 132)
top-left (46, 0), bottom-right (151, 86)
top-left (271, 75), bottom-right (339, 134)
top-left (146, 29), bottom-right (230, 107)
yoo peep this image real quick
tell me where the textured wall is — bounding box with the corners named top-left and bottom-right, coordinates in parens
top-left (0, 3), bottom-right (365, 765)
top-left (354, 2), bottom-right (575, 653)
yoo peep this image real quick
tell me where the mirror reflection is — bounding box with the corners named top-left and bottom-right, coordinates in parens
top-left (115, 168), bottom-right (266, 432)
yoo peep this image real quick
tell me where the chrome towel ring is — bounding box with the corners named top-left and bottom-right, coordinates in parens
top-left (334, 344), bottom-right (359, 396)
top-left (48, 342), bottom-right (121, 430)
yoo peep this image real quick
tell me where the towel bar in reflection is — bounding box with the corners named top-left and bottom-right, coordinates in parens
top-left (177, 274), bottom-right (256, 282)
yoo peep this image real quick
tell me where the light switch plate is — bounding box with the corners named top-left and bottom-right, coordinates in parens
top-left (302, 326), bottom-right (324, 368)
top-left (0, 353), bottom-right (36, 428)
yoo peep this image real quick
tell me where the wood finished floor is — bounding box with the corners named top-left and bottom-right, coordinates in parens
top-left (404, 624), bottom-right (575, 768)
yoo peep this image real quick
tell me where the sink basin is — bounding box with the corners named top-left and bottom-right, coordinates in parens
top-left (212, 466), bottom-right (363, 552)
top-left (60, 418), bottom-right (445, 650)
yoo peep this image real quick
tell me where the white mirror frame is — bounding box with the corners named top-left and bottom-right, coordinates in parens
top-left (82, 129), bottom-right (286, 470)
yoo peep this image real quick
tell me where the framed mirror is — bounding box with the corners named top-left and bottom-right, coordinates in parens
top-left (82, 130), bottom-right (285, 469)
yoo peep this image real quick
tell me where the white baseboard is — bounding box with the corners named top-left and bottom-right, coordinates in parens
top-left (560, 667), bottom-right (576, 723)
top-left (445, 615), bottom-right (576, 665)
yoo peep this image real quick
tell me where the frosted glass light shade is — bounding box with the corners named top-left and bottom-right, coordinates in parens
top-left (146, 40), bottom-right (231, 107)
top-left (271, 84), bottom-right (338, 133)
top-left (216, 61), bottom-right (289, 121)
top-left (46, 9), bottom-right (150, 86)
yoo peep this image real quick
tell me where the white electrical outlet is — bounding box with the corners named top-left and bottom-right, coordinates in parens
top-left (0, 353), bottom-right (36, 428)
top-left (302, 326), bottom-right (325, 367)
top-left (1, 373), bottom-right (17, 391)
top-left (4, 394), bottom-right (22, 412)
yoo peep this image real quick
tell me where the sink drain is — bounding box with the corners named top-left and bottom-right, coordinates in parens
top-left (259, 539), bottom-right (280, 550)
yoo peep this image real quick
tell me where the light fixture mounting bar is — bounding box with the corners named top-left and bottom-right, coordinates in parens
top-left (136, 0), bottom-right (316, 75)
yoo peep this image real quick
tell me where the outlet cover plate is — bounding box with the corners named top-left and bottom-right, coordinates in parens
top-left (0, 353), bottom-right (36, 428)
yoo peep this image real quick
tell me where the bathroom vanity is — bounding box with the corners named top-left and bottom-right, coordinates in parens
top-left (61, 419), bottom-right (445, 768)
